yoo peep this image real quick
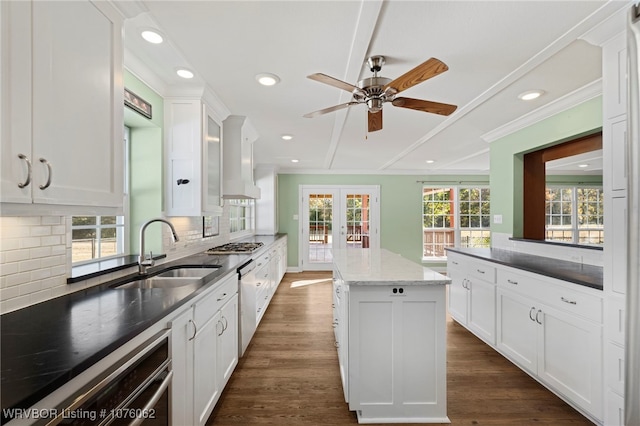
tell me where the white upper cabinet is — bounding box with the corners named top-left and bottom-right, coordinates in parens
top-left (164, 98), bottom-right (224, 216)
top-left (1, 0), bottom-right (124, 211)
top-left (222, 115), bottom-right (260, 199)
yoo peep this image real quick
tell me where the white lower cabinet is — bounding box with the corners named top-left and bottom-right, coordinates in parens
top-left (496, 276), bottom-right (603, 422)
top-left (342, 284), bottom-right (448, 423)
top-left (447, 253), bottom-right (496, 345)
top-left (170, 271), bottom-right (238, 426)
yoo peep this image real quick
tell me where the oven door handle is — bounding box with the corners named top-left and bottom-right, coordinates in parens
top-left (129, 369), bottom-right (173, 426)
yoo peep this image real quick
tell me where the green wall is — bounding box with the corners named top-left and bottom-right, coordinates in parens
top-left (489, 96), bottom-right (602, 237)
top-left (124, 70), bottom-right (164, 255)
top-left (278, 174), bottom-right (489, 269)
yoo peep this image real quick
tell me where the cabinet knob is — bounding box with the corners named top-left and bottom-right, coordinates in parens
top-left (177, 178), bottom-right (190, 185)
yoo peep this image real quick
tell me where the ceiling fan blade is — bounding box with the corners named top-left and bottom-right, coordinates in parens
top-left (392, 97), bottom-right (457, 116)
top-left (384, 58), bottom-right (449, 95)
top-left (368, 110), bottom-right (383, 132)
top-left (303, 101), bottom-right (359, 118)
top-left (307, 73), bottom-right (361, 93)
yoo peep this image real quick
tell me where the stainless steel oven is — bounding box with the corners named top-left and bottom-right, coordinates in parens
top-left (46, 330), bottom-right (172, 426)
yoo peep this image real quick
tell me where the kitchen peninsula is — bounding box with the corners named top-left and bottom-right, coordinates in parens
top-left (331, 248), bottom-right (451, 424)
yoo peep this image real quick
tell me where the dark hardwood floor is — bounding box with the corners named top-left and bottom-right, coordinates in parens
top-left (207, 271), bottom-right (592, 425)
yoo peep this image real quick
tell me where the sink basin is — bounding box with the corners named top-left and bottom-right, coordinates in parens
top-left (114, 277), bottom-right (202, 290)
top-left (156, 266), bottom-right (220, 278)
top-left (111, 265), bottom-right (221, 291)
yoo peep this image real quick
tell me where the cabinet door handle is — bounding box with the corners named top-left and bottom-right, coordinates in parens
top-left (38, 158), bottom-right (52, 190)
top-left (507, 279), bottom-right (518, 285)
top-left (529, 307), bottom-right (536, 322)
top-left (476, 269), bottom-right (485, 274)
top-left (222, 315), bottom-right (228, 332)
top-left (560, 296), bottom-right (577, 305)
top-left (188, 319), bottom-right (197, 341)
top-left (217, 320), bottom-right (224, 336)
top-left (17, 154), bottom-right (32, 188)
top-left (536, 309), bottom-right (543, 325)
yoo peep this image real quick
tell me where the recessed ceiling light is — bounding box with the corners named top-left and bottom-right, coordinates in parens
top-left (141, 29), bottom-right (164, 44)
top-left (518, 90), bottom-right (545, 101)
top-left (578, 164), bottom-right (589, 168)
top-left (281, 134), bottom-right (293, 140)
top-left (291, 159), bottom-right (299, 163)
top-left (176, 68), bottom-right (194, 79)
top-left (426, 160), bottom-right (435, 164)
top-left (256, 73), bottom-right (280, 86)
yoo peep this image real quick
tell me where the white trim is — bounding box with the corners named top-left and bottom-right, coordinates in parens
top-left (481, 80), bottom-right (602, 143)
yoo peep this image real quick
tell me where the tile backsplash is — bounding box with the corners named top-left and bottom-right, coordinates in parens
top-left (0, 214), bottom-right (231, 314)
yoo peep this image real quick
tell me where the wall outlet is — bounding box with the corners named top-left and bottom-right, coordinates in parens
top-left (493, 214), bottom-right (503, 224)
top-left (292, 214), bottom-right (298, 221)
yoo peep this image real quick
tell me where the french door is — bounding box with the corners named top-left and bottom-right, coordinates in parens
top-left (300, 185), bottom-right (380, 270)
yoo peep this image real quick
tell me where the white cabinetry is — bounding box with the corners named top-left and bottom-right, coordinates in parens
top-left (447, 252), bottom-right (496, 345)
top-left (170, 271), bottom-right (238, 426)
top-left (1, 0), bottom-right (124, 212)
top-left (602, 30), bottom-right (628, 425)
top-left (222, 115), bottom-right (260, 199)
top-left (255, 166), bottom-right (279, 234)
top-left (347, 284), bottom-right (448, 423)
top-left (332, 268), bottom-right (349, 400)
top-left (495, 268), bottom-right (603, 421)
top-left (164, 99), bottom-right (224, 216)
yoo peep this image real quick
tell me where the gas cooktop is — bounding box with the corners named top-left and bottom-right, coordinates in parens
top-left (205, 242), bottom-right (264, 255)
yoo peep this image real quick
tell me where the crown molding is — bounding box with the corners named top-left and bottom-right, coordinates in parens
top-left (481, 79), bottom-right (602, 143)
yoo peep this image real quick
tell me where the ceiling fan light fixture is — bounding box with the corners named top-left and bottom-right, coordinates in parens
top-left (518, 89), bottom-right (544, 101)
top-left (256, 73), bottom-right (280, 86)
top-left (367, 98), bottom-right (384, 113)
top-left (140, 29), bottom-right (164, 44)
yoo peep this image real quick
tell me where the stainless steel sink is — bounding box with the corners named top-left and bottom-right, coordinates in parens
top-left (114, 277), bottom-right (202, 290)
top-left (156, 266), bottom-right (219, 278)
top-left (111, 265), bottom-right (221, 290)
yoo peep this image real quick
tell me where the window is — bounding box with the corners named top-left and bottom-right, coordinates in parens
top-left (545, 186), bottom-right (603, 246)
top-left (71, 126), bottom-right (129, 264)
top-left (229, 199), bottom-right (255, 236)
top-left (72, 216), bottom-right (125, 263)
top-left (422, 186), bottom-right (490, 260)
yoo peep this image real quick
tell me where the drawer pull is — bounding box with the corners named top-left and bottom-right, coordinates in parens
top-left (216, 292), bottom-right (228, 301)
top-left (507, 279), bottom-right (518, 285)
top-left (452, 261), bottom-right (459, 265)
top-left (476, 269), bottom-right (485, 274)
top-left (256, 282), bottom-right (262, 287)
top-left (561, 296), bottom-right (577, 305)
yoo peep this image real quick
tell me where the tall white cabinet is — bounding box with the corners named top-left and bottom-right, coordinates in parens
top-left (602, 31), bottom-right (628, 426)
top-left (164, 98), bottom-right (226, 216)
top-left (0, 0), bottom-right (124, 212)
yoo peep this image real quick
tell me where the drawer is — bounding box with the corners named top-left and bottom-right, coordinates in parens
top-left (212, 273), bottom-right (239, 311)
top-left (497, 268), bottom-right (602, 323)
top-left (467, 259), bottom-right (496, 283)
top-left (255, 252), bottom-right (271, 269)
top-left (544, 282), bottom-right (602, 323)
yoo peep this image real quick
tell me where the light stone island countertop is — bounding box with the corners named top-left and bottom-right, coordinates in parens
top-left (331, 248), bottom-right (451, 286)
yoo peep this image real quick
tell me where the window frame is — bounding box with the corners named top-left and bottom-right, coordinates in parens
top-left (71, 216), bottom-right (126, 264)
top-left (545, 185), bottom-right (604, 246)
top-left (228, 198), bottom-right (255, 240)
top-left (422, 185), bottom-right (491, 261)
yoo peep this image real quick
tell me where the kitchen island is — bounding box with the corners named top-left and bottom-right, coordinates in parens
top-left (331, 249), bottom-right (451, 424)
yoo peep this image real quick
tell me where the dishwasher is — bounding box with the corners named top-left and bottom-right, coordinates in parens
top-left (238, 259), bottom-right (257, 356)
top-left (44, 330), bottom-right (172, 426)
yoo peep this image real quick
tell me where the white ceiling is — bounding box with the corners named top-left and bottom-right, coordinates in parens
top-left (116, 1), bottom-right (632, 175)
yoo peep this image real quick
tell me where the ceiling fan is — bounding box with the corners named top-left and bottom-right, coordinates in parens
top-left (303, 56), bottom-right (457, 132)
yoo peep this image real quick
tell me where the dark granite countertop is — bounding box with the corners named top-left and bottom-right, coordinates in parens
top-left (0, 234), bottom-right (286, 423)
top-left (445, 247), bottom-right (603, 291)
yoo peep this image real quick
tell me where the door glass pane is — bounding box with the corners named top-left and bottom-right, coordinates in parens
top-left (345, 194), bottom-right (370, 249)
top-left (308, 194), bottom-right (333, 263)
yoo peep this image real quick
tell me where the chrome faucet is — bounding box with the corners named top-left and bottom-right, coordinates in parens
top-left (138, 218), bottom-right (179, 275)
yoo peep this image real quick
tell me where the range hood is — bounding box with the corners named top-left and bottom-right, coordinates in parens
top-left (222, 115), bottom-right (261, 199)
